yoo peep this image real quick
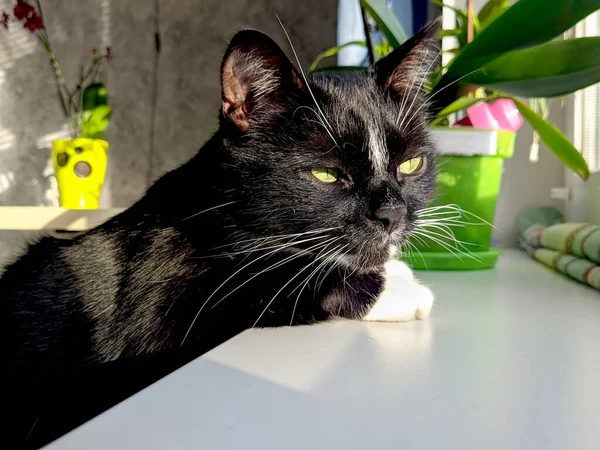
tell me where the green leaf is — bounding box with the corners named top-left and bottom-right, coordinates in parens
top-left (429, 0), bottom-right (468, 19)
top-left (309, 41), bottom-right (366, 72)
top-left (462, 37), bottom-right (600, 98)
top-left (434, 95), bottom-right (498, 118)
top-left (82, 83), bottom-right (108, 112)
top-left (538, 97), bottom-right (548, 115)
top-left (360, 0), bottom-right (407, 48)
top-left (443, 48), bottom-right (461, 55)
top-left (478, 6), bottom-right (509, 31)
top-left (438, 28), bottom-right (462, 38)
top-left (375, 42), bottom-right (391, 58)
top-left (441, 0), bottom-right (600, 83)
top-left (430, 95), bottom-right (503, 126)
top-left (425, 65), bottom-right (444, 94)
top-left (81, 105), bottom-right (112, 140)
top-left (513, 98), bottom-right (589, 180)
top-left (478, 0), bottom-right (509, 23)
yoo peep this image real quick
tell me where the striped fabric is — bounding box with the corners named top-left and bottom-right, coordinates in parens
top-left (519, 208), bottom-right (600, 291)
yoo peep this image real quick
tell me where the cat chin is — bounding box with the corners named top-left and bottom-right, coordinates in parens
top-left (334, 246), bottom-right (395, 273)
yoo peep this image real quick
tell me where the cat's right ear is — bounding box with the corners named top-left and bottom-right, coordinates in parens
top-left (220, 30), bottom-right (304, 132)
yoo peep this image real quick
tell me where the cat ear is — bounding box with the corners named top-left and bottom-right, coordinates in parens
top-left (370, 18), bottom-right (441, 98)
top-left (220, 30), bottom-right (304, 131)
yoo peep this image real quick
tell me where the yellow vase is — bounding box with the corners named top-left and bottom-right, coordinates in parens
top-left (52, 138), bottom-right (108, 210)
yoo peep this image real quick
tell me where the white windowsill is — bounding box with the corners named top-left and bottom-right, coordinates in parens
top-left (0, 207), bottom-right (124, 231)
top-left (45, 250), bottom-right (600, 450)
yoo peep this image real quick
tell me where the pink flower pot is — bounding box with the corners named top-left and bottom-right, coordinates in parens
top-left (454, 99), bottom-right (524, 132)
top-left (487, 98), bottom-right (524, 132)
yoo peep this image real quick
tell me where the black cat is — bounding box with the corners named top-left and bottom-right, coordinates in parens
top-left (2, 22), bottom-right (438, 448)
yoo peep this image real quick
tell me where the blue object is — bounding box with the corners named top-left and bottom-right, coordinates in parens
top-left (389, 0), bottom-right (414, 36)
top-left (412, 0), bottom-right (428, 33)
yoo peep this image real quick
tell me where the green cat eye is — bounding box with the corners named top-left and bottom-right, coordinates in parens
top-left (311, 168), bottom-right (339, 183)
top-left (398, 156), bottom-right (424, 176)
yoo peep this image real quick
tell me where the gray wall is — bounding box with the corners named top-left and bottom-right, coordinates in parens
top-left (0, 0), bottom-right (337, 263)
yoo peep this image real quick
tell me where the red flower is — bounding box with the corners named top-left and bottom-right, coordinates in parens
top-left (91, 47), bottom-right (98, 55)
top-left (105, 45), bottom-right (112, 61)
top-left (13, 0), bottom-right (35, 20)
top-left (1, 12), bottom-right (9, 30)
top-left (11, 1), bottom-right (43, 32)
top-left (24, 13), bottom-right (43, 31)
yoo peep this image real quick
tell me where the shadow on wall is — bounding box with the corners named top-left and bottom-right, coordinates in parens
top-left (0, 126), bottom-right (68, 207)
top-left (0, 8), bottom-right (56, 207)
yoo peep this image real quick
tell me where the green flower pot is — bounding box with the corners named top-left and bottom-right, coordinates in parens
top-left (402, 128), bottom-right (516, 270)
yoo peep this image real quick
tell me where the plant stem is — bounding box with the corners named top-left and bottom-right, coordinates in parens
top-left (76, 65), bottom-right (84, 104)
top-left (91, 61), bottom-right (101, 83)
top-left (76, 64), bottom-right (84, 129)
top-left (466, 0), bottom-right (474, 44)
top-left (36, 34), bottom-right (78, 116)
top-left (36, 32), bottom-right (77, 136)
top-left (466, 0), bottom-right (474, 99)
top-left (35, 0), bottom-right (79, 137)
top-left (72, 56), bottom-right (106, 99)
top-left (360, 6), bottom-right (376, 65)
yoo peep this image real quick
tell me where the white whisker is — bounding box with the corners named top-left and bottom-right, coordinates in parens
top-left (212, 227), bottom-right (340, 251)
top-left (315, 244), bottom-right (350, 291)
top-left (416, 224), bottom-right (481, 250)
top-left (410, 233), bottom-right (430, 249)
top-left (398, 47), bottom-right (442, 130)
top-left (253, 244), bottom-right (345, 328)
top-left (407, 68), bottom-right (486, 125)
top-left (402, 239), bottom-right (428, 269)
top-left (214, 234), bottom-right (332, 258)
top-left (277, 15), bottom-right (339, 147)
top-left (396, 48), bottom-right (431, 127)
top-left (412, 230), bottom-right (467, 261)
top-left (209, 236), bottom-right (342, 312)
top-left (288, 241), bottom-right (345, 325)
top-left (412, 229), bottom-right (482, 263)
top-left (192, 233), bottom-right (332, 261)
top-left (181, 233), bottom-right (336, 345)
top-left (181, 201), bottom-right (237, 221)
top-left (428, 68), bottom-right (485, 103)
top-left (417, 204), bottom-right (495, 229)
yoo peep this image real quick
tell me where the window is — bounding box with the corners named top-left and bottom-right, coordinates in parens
top-left (574, 12), bottom-right (600, 173)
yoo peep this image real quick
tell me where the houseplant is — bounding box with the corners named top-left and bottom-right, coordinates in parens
top-left (1, 0), bottom-right (113, 210)
top-left (311, 0), bottom-right (599, 269)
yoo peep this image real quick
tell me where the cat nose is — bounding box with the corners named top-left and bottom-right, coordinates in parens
top-left (374, 204), bottom-right (407, 234)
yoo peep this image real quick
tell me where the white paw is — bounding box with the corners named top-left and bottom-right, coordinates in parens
top-left (383, 259), bottom-right (414, 280)
top-left (363, 262), bottom-right (434, 322)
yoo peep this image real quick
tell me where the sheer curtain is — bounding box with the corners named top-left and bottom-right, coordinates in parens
top-left (576, 12), bottom-right (600, 172)
top-left (565, 11), bottom-right (600, 223)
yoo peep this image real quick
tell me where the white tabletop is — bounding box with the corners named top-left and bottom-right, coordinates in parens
top-left (46, 250), bottom-right (600, 450)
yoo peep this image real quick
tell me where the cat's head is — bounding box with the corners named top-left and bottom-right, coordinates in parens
top-left (218, 23), bottom-right (439, 272)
